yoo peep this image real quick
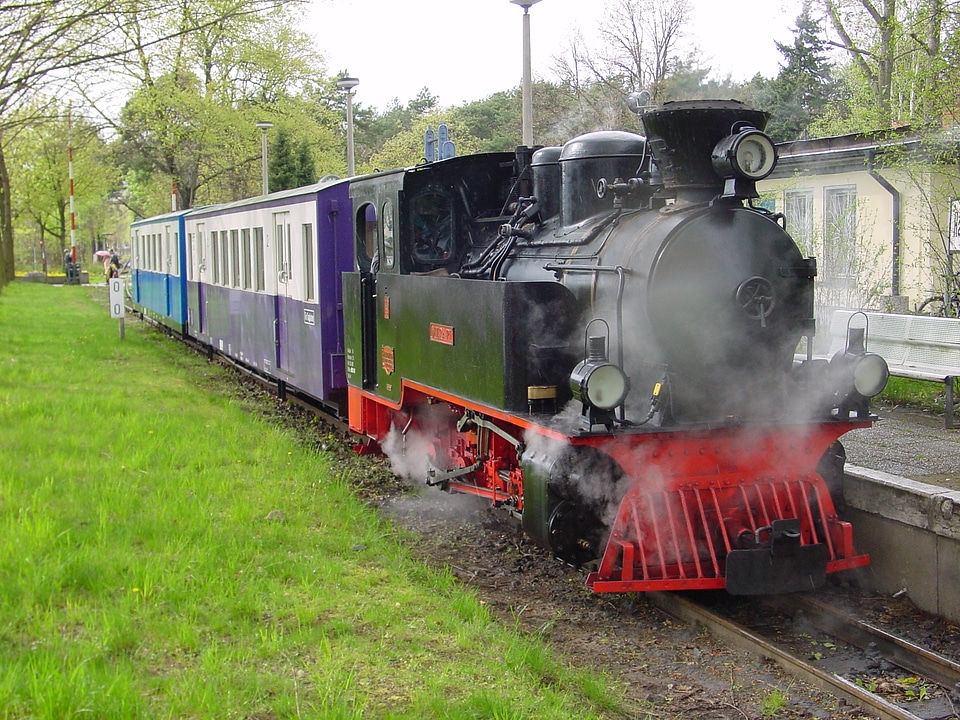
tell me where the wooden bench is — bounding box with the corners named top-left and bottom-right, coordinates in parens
top-left (820, 310), bottom-right (960, 428)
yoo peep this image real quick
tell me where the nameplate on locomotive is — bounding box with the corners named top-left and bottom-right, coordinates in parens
top-left (429, 323), bottom-right (455, 346)
top-left (381, 346), bottom-right (395, 374)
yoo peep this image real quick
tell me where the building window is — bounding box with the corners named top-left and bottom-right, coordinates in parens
top-left (784, 189), bottom-right (814, 255)
top-left (949, 197), bottom-right (960, 254)
top-left (823, 185), bottom-right (857, 285)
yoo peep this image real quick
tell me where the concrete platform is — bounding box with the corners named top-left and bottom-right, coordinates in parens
top-left (838, 405), bottom-right (960, 622)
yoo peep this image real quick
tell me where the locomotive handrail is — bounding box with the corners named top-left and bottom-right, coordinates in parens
top-left (543, 263), bottom-right (628, 378)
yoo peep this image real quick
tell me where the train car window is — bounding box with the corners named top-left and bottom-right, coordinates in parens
top-left (219, 231), bottom-right (229, 287)
top-left (241, 229), bottom-right (251, 290)
top-left (253, 227), bottom-right (265, 291)
top-left (303, 223), bottom-right (316, 302)
top-left (382, 199), bottom-right (396, 270)
top-left (230, 229), bottom-right (240, 287)
top-left (197, 224), bottom-right (206, 281)
top-left (410, 191), bottom-right (453, 267)
top-left (355, 203), bottom-right (378, 272)
top-left (274, 213), bottom-right (291, 286)
top-left (172, 231), bottom-right (180, 275)
top-left (211, 231), bottom-right (220, 284)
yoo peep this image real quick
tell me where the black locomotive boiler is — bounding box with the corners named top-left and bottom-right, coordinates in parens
top-left (342, 100), bottom-right (888, 594)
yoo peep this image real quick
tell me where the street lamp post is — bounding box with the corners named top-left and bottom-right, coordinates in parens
top-left (255, 121), bottom-right (273, 195)
top-left (510, 0), bottom-right (541, 147)
top-left (336, 76), bottom-right (360, 176)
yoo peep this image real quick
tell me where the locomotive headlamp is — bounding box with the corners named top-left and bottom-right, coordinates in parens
top-left (852, 353), bottom-right (889, 398)
top-left (830, 322), bottom-right (889, 418)
top-left (571, 333), bottom-right (629, 431)
top-left (571, 359), bottom-right (629, 411)
top-left (711, 127), bottom-right (777, 182)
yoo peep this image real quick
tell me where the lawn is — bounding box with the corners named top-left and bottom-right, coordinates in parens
top-left (0, 282), bottom-right (622, 719)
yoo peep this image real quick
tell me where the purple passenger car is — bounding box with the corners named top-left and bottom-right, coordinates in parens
top-left (182, 178), bottom-right (354, 411)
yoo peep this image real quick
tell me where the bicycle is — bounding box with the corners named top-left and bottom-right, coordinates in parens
top-left (917, 271), bottom-right (960, 316)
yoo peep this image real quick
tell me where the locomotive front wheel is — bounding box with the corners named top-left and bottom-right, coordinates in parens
top-left (547, 500), bottom-right (604, 567)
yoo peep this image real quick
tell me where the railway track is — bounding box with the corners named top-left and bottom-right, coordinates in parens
top-left (649, 592), bottom-right (960, 720)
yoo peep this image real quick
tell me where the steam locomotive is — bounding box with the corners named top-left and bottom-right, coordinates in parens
top-left (131, 100), bottom-right (889, 595)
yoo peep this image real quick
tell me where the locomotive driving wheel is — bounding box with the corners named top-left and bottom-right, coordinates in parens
top-left (547, 500), bottom-right (603, 567)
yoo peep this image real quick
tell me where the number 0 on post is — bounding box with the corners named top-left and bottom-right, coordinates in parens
top-left (109, 278), bottom-right (125, 318)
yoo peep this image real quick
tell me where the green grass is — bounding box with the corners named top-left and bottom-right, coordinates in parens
top-left (0, 282), bottom-right (625, 719)
top-left (879, 375), bottom-right (957, 416)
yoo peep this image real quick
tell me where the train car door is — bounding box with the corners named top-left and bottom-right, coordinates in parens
top-left (197, 223), bottom-right (208, 336)
top-left (163, 224), bottom-right (172, 317)
top-left (273, 211), bottom-right (293, 373)
top-left (357, 202), bottom-right (379, 388)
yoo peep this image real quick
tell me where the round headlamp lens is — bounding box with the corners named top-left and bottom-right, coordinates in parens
top-left (734, 132), bottom-right (776, 180)
top-left (585, 364), bottom-right (628, 410)
top-left (853, 353), bottom-right (889, 397)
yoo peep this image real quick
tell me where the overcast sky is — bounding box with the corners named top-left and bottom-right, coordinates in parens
top-left (308, 0), bottom-right (805, 110)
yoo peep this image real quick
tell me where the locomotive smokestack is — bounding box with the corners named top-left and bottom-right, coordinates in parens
top-left (641, 100), bottom-right (771, 203)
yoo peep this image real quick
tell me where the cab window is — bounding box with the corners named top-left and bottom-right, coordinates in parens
top-left (410, 191), bottom-right (453, 266)
top-left (382, 199), bottom-right (396, 270)
top-left (355, 202), bottom-right (378, 272)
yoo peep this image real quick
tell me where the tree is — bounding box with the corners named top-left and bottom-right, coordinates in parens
top-left (755, 5), bottom-right (838, 142)
top-left (820, 0), bottom-right (899, 127)
top-left (7, 104), bottom-right (119, 270)
top-left (0, 0), bottom-right (303, 287)
top-left (270, 127), bottom-right (315, 191)
top-left (365, 114), bottom-right (487, 172)
top-left (111, 1), bottom-right (335, 212)
top-left (0, 0), bottom-right (121, 284)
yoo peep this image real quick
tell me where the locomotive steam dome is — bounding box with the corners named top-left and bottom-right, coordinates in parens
top-left (531, 146), bottom-right (562, 221)
top-left (558, 131), bottom-right (646, 226)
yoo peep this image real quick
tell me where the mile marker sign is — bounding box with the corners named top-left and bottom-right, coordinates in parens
top-left (109, 277), bottom-right (126, 339)
top-left (109, 278), bottom-right (125, 318)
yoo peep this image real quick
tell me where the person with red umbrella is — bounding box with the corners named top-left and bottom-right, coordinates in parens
top-left (95, 249), bottom-right (120, 282)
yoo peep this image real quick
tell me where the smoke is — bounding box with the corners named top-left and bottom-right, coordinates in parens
top-left (380, 402), bottom-right (460, 483)
top-left (381, 422), bottom-right (436, 482)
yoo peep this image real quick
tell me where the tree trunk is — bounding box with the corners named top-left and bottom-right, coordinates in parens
top-left (0, 139), bottom-right (14, 287)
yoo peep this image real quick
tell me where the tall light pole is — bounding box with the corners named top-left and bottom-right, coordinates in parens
top-left (255, 121), bottom-right (273, 195)
top-left (336, 75), bottom-right (360, 176)
top-left (511, 0), bottom-right (541, 147)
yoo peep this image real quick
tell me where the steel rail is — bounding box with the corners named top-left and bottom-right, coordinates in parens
top-left (763, 594), bottom-right (960, 691)
top-left (648, 592), bottom-right (927, 720)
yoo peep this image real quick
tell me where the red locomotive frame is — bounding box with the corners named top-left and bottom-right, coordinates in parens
top-left (348, 381), bottom-right (870, 595)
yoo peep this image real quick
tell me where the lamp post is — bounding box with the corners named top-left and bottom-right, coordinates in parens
top-left (336, 75), bottom-right (360, 176)
top-left (255, 121), bottom-right (273, 195)
top-left (510, 0), bottom-right (541, 147)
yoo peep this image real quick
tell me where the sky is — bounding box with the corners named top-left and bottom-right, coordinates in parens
top-left (307, 0), bottom-right (805, 111)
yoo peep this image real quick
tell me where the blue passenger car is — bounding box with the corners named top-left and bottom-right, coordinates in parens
top-left (183, 178), bottom-right (353, 411)
top-left (130, 210), bottom-right (191, 333)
